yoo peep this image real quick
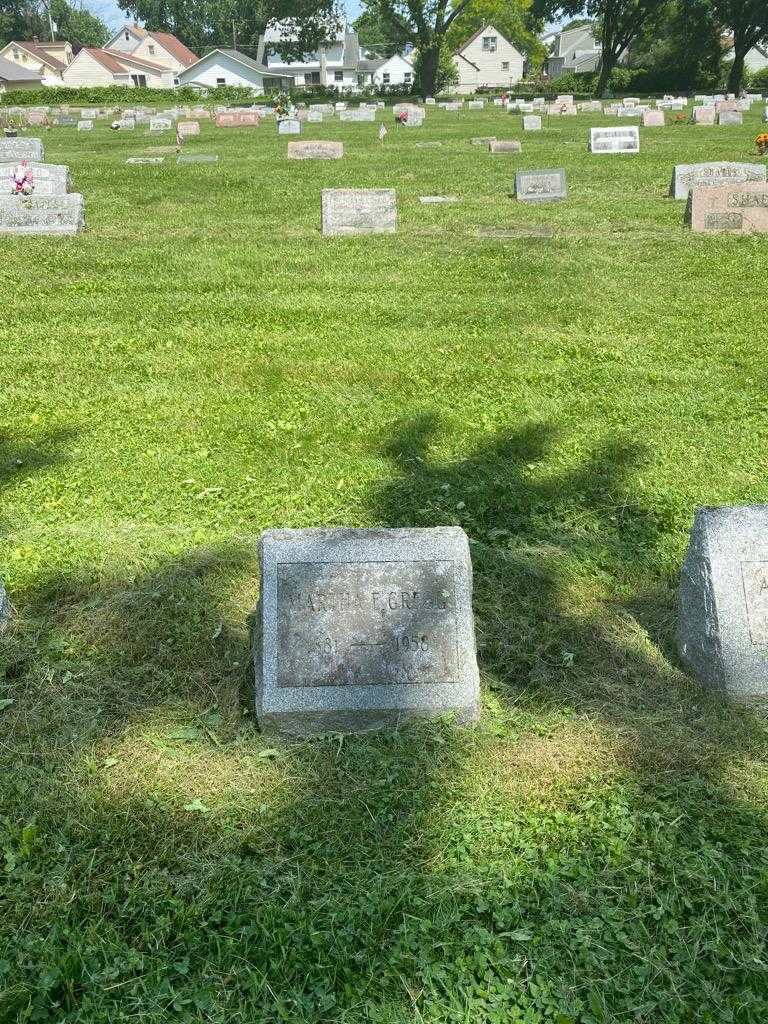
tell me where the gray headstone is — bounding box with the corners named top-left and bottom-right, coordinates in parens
top-left (287, 141), bottom-right (343, 160)
top-left (718, 110), bottom-right (743, 125)
top-left (0, 162), bottom-right (70, 195)
top-left (0, 194), bottom-right (85, 235)
top-left (253, 527), bottom-right (480, 735)
top-left (419, 195), bottom-right (460, 203)
top-left (321, 188), bottom-right (396, 236)
top-left (176, 154), bottom-right (219, 165)
top-left (0, 138), bottom-right (44, 161)
top-left (679, 506), bottom-right (768, 699)
top-left (339, 108), bottom-right (376, 122)
top-left (54, 116), bottom-right (76, 126)
top-left (489, 140), bottom-right (521, 154)
top-left (277, 118), bottom-right (301, 135)
top-left (307, 111), bottom-right (323, 123)
top-left (523, 115), bottom-right (542, 131)
top-left (670, 161), bottom-right (767, 199)
top-left (149, 117), bottom-right (172, 132)
top-left (77, 120), bottom-right (93, 132)
top-left (471, 136), bottom-right (496, 145)
top-left (126, 157), bottom-right (164, 165)
top-left (0, 580), bottom-right (9, 630)
top-left (515, 168), bottom-right (567, 202)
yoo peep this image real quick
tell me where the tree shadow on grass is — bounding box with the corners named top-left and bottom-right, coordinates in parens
top-left (4, 418), bottom-right (768, 1023)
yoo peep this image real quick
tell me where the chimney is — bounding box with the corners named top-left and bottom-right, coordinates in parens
top-left (32, 34), bottom-right (39, 43)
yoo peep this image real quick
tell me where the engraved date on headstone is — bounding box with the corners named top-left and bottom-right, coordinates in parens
top-left (277, 560), bottom-right (458, 687)
top-left (705, 211), bottom-right (742, 230)
top-left (742, 560), bottom-right (768, 644)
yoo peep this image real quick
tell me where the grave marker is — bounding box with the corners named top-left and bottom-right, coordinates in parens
top-left (588, 126), bottom-right (639, 153)
top-left (670, 161), bottom-right (766, 199)
top-left (489, 140), bottom-right (521, 153)
top-left (687, 181), bottom-right (768, 234)
top-left (0, 162), bottom-right (70, 195)
top-left (77, 120), bottom-right (93, 132)
top-left (277, 118), bottom-right (301, 135)
top-left (253, 527), bottom-right (480, 735)
top-left (718, 110), bottom-right (743, 126)
top-left (515, 168), bottom-right (567, 202)
top-left (679, 506), bottom-right (768, 698)
top-left (693, 106), bottom-right (716, 124)
top-left (0, 137), bottom-right (44, 160)
top-left (642, 110), bottom-right (665, 127)
top-left (523, 115), bottom-right (542, 131)
top-left (287, 141), bottom-right (343, 160)
top-left (321, 188), bottom-right (396, 236)
top-left (0, 194), bottom-right (85, 235)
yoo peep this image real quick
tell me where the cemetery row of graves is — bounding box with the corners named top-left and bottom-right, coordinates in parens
top-left (2, 94), bottom-right (768, 1021)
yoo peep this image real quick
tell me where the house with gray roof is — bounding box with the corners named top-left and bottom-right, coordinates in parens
top-left (176, 48), bottom-right (294, 92)
top-left (257, 21), bottom-right (364, 91)
top-left (0, 54), bottom-right (43, 92)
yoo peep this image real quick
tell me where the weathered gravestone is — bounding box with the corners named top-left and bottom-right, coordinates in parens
top-left (419, 195), bottom-right (460, 203)
top-left (588, 126), bottom-right (639, 153)
top-left (77, 120), bottom-right (93, 132)
top-left (718, 110), bottom-right (743, 125)
top-left (0, 580), bottom-right (9, 630)
top-left (307, 111), bottom-right (323, 123)
top-left (679, 506), bottom-right (768, 699)
top-left (515, 168), bottom-right (567, 202)
top-left (117, 117), bottom-right (135, 130)
top-left (471, 136), bottom-right (496, 145)
top-left (0, 194), bottom-right (85, 235)
top-left (177, 154), bottom-right (219, 164)
top-left (80, 108), bottom-right (98, 119)
top-left (149, 117), bottom-right (172, 132)
top-left (287, 140), bottom-right (343, 160)
top-left (252, 527), bottom-right (480, 735)
top-left (489, 140), bottom-right (521, 153)
top-left (126, 157), bottom-right (164, 165)
top-left (0, 162), bottom-right (70, 195)
top-left (670, 161), bottom-right (767, 199)
top-left (277, 118), bottom-right (301, 135)
top-left (55, 115), bottom-right (76, 127)
top-left (467, 100), bottom-right (484, 109)
top-left (321, 188), bottom-right (396, 236)
top-left (643, 110), bottom-right (665, 127)
top-left (339, 108), bottom-right (375, 122)
top-left (177, 120), bottom-right (200, 138)
top-left (686, 181), bottom-right (768, 234)
top-left (523, 115), bottom-right (542, 131)
top-left (693, 106), bottom-right (716, 124)
top-left (0, 137), bottom-right (44, 161)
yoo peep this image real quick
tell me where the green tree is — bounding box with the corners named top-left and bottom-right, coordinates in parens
top-left (353, 8), bottom-right (402, 55)
top-left (413, 38), bottom-right (458, 90)
top-left (0, 0), bottom-right (45, 46)
top-left (115, 0), bottom-right (340, 60)
top-left (446, 0), bottom-right (545, 73)
top-left (358, 0), bottom-right (479, 98)
top-left (50, 0), bottom-right (108, 47)
top-left (535, 0), bottom-right (670, 95)
top-left (712, 0), bottom-right (768, 93)
top-left (629, 0), bottom-right (722, 92)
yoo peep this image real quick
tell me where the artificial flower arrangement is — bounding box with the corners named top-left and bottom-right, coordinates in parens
top-left (756, 133), bottom-right (768, 156)
top-left (272, 91), bottom-right (297, 121)
top-left (11, 161), bottom-right (34, 196)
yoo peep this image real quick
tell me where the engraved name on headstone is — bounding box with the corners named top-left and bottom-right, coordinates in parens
top-left (321, 188), bottom-right (396, 236)
top-left (287, 140), bottom-right (343, 160)
top-left (253, 527), bottom-right (480, 734)
top-left (515, 168), bottom-right (567, 202)
top-left (0, 162), bottom-right (69, 195)
top-left (670, 161), bottom-right (766, 199)
top-left (588, 126), bottom-right (639, 153)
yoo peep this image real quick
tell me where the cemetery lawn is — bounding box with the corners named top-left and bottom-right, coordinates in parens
top-left (3, 107), bottom-right (768, 1024)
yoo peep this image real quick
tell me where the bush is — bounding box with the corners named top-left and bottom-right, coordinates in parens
top-left (0, 84), bottom-right (256, 107)
top-left (749, 67), bottom-right (768, 92)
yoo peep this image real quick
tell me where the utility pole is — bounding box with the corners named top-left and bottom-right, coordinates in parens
top-left (232, 20), bottom-right (237, 50)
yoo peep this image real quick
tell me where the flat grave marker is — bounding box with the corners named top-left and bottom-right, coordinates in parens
top-left (515, 168), bottom-right (567, 203)
top-left (287, 140), bottom-right (343, 160)
top-left (321, 188), bottom-right (396, 236)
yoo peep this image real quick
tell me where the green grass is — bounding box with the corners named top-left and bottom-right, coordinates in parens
top-left (3, 106), bottom-right (768, 1023)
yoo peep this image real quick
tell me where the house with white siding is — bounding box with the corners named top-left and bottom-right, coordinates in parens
top-left (358, 54), bottom-right (414, 89)
top-left (0, 54), bottom-right (43, 92)
top-left (176, 49), bottom-right (293, 93)
top-left (105, 24), bottom-right (199, 75)
top-left (256, 21), bottom-right (361, 91)
top-left (545, 25), bottom-right (603, 78)
top-left (722, 35), bottom-right (768, 75)
top-left (452, 25), bottom-right (525, 92)
top-left (0, 39), bottom-right (73, 84)
top-left (62, 48), bottom-right (176, 88)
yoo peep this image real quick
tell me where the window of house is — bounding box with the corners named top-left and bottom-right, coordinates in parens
top-left (148, 44), bottom-right (155, 55)
top-left (404, 72), bottom-right (412, 83)
top-left (216, 77), bottom-right (226, 85)
top-left (12, 49), bottom-right (19, 60)
top-left (383, 72), bottom-right (390, 84)
top-left (124, 30), bottom-right (130, 41)
top-left (130, 74), bottom-right (147, 87)
top-left (501, 61), bottom-right (509, 70)
top-left (482, 36), bottom-right (497, 52)
top-left (306, 70), bottom-right (320, 83)
top-left (334, 70), bottom-right (343, 82)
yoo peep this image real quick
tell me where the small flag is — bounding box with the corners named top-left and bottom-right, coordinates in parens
top-left (379, 123), bottom-right (387, 142)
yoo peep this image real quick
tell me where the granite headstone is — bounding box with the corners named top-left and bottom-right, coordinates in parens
top-left (321, 188), bottom-right (396, 236)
